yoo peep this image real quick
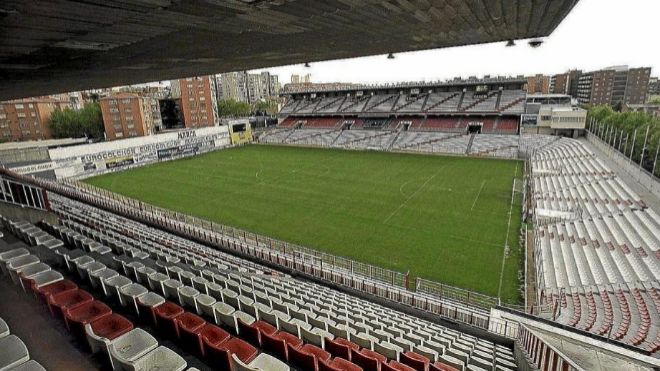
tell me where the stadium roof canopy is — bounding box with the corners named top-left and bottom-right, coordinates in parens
top-left (0, 0), bottom-right (578, 100)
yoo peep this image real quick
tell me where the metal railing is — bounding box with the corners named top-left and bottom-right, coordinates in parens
top-left (0, 174), bottom-right (49, 211)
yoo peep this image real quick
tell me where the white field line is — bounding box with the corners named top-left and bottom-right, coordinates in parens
top-left (498, 161), bottom-right (519, 299)
top-left (471, 180), bottom-right (487, 211)
top-left (383, 167), bottom-right (444, 224)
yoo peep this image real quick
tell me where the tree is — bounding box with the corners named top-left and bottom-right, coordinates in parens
top-left (253, 100), bottom-right (279, 116)
top-left (217, 99), bottom-right (251, 118)
top-left (49, 102), bottom-right (104, 140)
top-left (648, 97), bottom-right (660, 105)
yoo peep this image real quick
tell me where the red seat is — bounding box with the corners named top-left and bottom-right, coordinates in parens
top-left (207, 337), bottom-right (257, 371)
top-left (320, 357), bottom-right (364, 371)
top-left (64, 300), bottom-right (112, 339)
top-left (154, 301), bottom-right (184, 338)
top-left (175, 312), bottom-right (207, 355)
top-left (35, 279), bottom-right (78, 304)
top-left (383, 361), bottom-right (416, 371)
top-left (88, 313), bottom-right (134, 343)
top-left (262, 331), bottom-right (303, 361)
top-left (400, 351), bottom-right (430, 371)
top-left (239, 319), bottom-right (277, 346)
top-left (48, 289), bottom-right (93, 319)
top-left (352, 349), bottom-right (382, 371)
top-left (288, 343), bottom-right (320, 371)
top-left (430, 362), bottom-right (460, 371)
top-left (325, 337), bottom-right (354, 361)
top-left (200, 324), bottom-right (231, 358)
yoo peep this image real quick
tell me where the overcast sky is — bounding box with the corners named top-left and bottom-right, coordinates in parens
top-left (251, 0), bottom-right (659, 85)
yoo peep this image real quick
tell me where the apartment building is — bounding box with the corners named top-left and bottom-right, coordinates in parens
top-left (99, 93), bottom-right (161, 140)
top-left (0, 98), bottom-right (70, 141)
top-left (171, 76), bottom-right (219, 128)
top-left (550, 70), bottom-right (582, 96)
top-left (217, 72), bottom-right (280, 104)
top-left (526, 74), bottom-right (550, 94)
top-left (577, 66), bottom-right (651, 106)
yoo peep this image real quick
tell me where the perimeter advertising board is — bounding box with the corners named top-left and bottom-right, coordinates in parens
top-left (13, 126), bottom-right (230, 179)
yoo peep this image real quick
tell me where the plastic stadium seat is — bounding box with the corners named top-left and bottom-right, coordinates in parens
top-left (352, 349), bottom-right (383, 371)
top-left (383, 361), bottom-right (416, 371)
top-left (85, 313), bottom-right (134, 354)
top-left (108, 328), bottom-right (158, 371)
top-left (0, 335), bottom-right (30, 370)
top-left (131, 345), bottom-right (187, 371)
top-left (48, 289), bottom-right (94, 319)
top-left (400, 351), bottom-right (430, 371)
top-left (320, 357), bottom-right (364, 371)
top-left (174, 312), bottom-right (206, 354)
top-left (261, 330), bottom-right (303, 361)
top-left (34, 279), bottom-right (77, 304)
top-left (0, 318), bottom-right (8, 338)
top-left (7, 360), bottom-right (47, 371)
top-left (136, 292), bottom-right (165, 326)
top-left (200, 323), bottom-right (231, 358)
top-left (430, 362), bottom-right (460, 371)
top-left (207, 337), bottom-right (257, 371)
top-left (287, 343), bottom-right (318, 371)
top-left (154, 301), bottom-right (184, 338)
top-left (64, 299), bottom-right (112, 339)
top-left (232, 352), bottom-right (290, 371)
top-left (325, 337), bottom-right (354, 361)
top-left (238, 319), bottom-right (277, 346)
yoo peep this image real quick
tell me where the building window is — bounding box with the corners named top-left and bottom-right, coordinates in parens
top-left (121, 99), bottom-right (131, 104)
top-left (17, 112), bottom-right (26, 118)
top-left (15, 104), bottom-right (24, 109)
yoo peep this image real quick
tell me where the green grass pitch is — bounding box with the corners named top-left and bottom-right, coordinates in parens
top-left (86, 144), bottom-right (524, 303)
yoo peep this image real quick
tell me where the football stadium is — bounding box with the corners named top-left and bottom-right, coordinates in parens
top-left (1, 1), bottom-right (660, 371)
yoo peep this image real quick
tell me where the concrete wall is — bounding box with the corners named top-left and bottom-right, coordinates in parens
top-left (0, 202), bottom-right (58, 225)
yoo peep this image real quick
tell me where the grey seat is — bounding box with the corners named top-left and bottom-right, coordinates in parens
top-left (179, 286), bottom-right (200, 309)
top-left (130, 346), bottom-right (187, 371)
top-left (104, 275), bottom-right (132, 300)
top-left (374, 341), bottom-right (403, 361)
top-left (91, 269), bottom-right (119, 290)
top-left (30, 270), bottom-right (64, 289)
top-left (195, 294), bottom-right (216, 317)
top-left (163, 279), bottom-right (184, 301)
top-left (7, 255), bottom-right (40, 284)
top-left (232, 353), bottom-right (289, 371)
top-left (0, 318), bottom-right (8, 338)
top-left (119, 283), bottom-right (148, 312)
top-left (0, 248), bottom-right (29, 276)
top-left (16, 263), bottom-right (50, 291)
top-left (81, 261), bottom-right (106, 283)
top-left (0, 335), bottom-right (30, 370)
top-left (108, 328), bottom-right (158, 371)
top-left (5, 360), bottom-right (46, 371)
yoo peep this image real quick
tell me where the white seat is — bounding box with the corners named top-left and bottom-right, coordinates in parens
top-left (213, 302), bottom-right (236, 327)
top-left (108, 328), bottom-right (158, 371)
top-left (232, 352), bottom-right (290, 371)
top-left (119, 283), bottom-right (148, 312)
top-left (6, 360), bottom-right (46, 371)
top-left (179, 286), bottom-right (200, 309)
top-left (129, 346), bottom-right (186, 371)
top-left (195, 294), bottom-right (216, 317)
top-left (0, 318), bottom-right (8, 338)
top-left (0, 335), bottom-right (30, 371)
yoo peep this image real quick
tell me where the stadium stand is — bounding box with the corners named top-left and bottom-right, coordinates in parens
top-left (530, 138), bottom-right (660, 353)
top-left (0, 193), bottom-right (520, 371)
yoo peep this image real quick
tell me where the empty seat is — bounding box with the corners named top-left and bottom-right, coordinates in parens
top-left (136, 292), bottom-right (165, 326)
top-left (48, 289), bottom-right (94, 319)
top-left (118, 283), bottom-right (148, 313)
top-left (131, 346), bottom-right (187, 371)
top-left (175, 312), bottom-right (206, 354)
top-left (85, 313), bottom-right (134, 354)
top-left (154, 301), bottom-right (184, 338)
top-left (261, 330), bottom-right (303, 362)
top-left (108, 328), bottom-right (158, 371)
top-left (207, 337), bottom-right (257, 371)
top-left (320, 357), bottom-right (363, 371)
top-left (199, 323), bottom-right (231, 358)
top-left (232, 352), bottom-right (290, 371)
top-left (64, 300), bottom-right (112, 339)
top-left (34, 279), bottom-right (77, 304)
top-left (6, 360), bottom-right (47, 371)
top-left (400, 351), bottom-right (430, 371)
top-left (0, 335), bottom-right (30, 370)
